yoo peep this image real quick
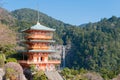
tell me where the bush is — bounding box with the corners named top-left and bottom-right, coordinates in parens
top-left (5, 68), bottom-right (17, 80)
top-left (0, 53), bottom-right (6, 61)
top-left (6, 58), bottom-right (17, 63)
top-left (30, 64), bottom-right (36, 72)
top-left (0, 59), bottom-right (4, 68)
top-left (33, 70), bottom-right (47, 80)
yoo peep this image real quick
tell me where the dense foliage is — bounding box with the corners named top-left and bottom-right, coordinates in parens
top-left (11, 8), bottom-right (75, 44)
top-left (61, 68), bottom-right (103, 80)
top-left (6, 58), bottom-right (17, 63)
top-left (65, 16), bottom-right (120, 79)
top-left (1, 7), bottom-right (120, 79)
top-left (0, 7), bottom-right (15, 26)
top-left (33, 71), bottom-right (48, 80)
top-left (0, 23), bottom-right (17, 58)
top-left (12, 9), bottom-right (120, 79)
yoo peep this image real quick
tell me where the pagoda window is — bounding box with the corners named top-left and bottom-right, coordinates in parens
top-left (38, 54), bottom-right (41, 62)
top-left (41, 57), bottom-right (44, 61)
top-left (28, 54), bottom-right (32, 61)
top-left (33, 54), bottom-right (38, 62)
top-left (37, 56), bottom-right (40, 62)
top-left (44, 57), bottom-right (48, 62)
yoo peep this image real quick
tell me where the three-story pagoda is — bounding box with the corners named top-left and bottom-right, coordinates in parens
top-left (19, 22), bottom-right (60, 71)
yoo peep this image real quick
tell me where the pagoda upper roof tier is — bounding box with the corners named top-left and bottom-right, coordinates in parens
top-left (24, 50), bottom-right (56, 53)
top-left (22, 22), bottom-right (55, 32)
top-left (23, 40), bottom-right (55, 43)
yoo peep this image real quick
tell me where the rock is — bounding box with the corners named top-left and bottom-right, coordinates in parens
top-left (0, 68), bottom-right (5, 80)
top-left (4, 62), bottom-right (27, 80)
top-left (83, 72), bottom-right (103, 80)
top-left (5, 62), bottom-right (23, 74)
top-left (19, 74), bottom-right (27, 80)
top-left (112, 74), bottom-right (120, 80)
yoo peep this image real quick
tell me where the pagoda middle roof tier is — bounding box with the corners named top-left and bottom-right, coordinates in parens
top-left (24, 50), bottom-right (56, 53)
top-left (21, 40), bottom-right (55, 43)
top-left (26, 40), bottom-right (55, 42)
top-left (22, 22), bottom-right (55, 32)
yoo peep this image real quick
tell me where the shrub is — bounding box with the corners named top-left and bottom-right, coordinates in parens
top-left (30, 64), bottom-right (36, 72)
top-left (5, 68), bottom-right (17, 80)
top-left (6, 58), bottom-right (17, 63)
top-left (0, 59), bottom-right (4, 68)
top-left (33, 70), bottom-right (47, 80)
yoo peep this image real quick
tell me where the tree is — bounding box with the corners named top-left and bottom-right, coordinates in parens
top-left (33, 70), bottom-right (47, 80)
top-left (6, 58), bottom-right (17, 63)
top-left (0, 23), bottom-right (17, 57)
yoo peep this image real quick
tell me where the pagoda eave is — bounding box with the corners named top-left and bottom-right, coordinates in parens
top-left (29, 50), bottom-right (56, 53)
top-left (22, 40), bottom-right (55, 43)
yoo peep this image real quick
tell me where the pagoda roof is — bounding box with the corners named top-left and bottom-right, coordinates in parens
top-left (22, 22), bottom-right (55, 32)
top-left (27, 50), bottom-right (56, 53)
top-left (29, 40), bottom-right (55, 43)
top-left (22, 40), bottom-right (55, 43)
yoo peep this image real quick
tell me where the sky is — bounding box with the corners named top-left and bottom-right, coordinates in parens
top-left (1, 0), bottom-right (120, 25)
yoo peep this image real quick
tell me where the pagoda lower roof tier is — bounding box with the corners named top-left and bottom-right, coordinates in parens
top-left (19, 60), bottom-right (60, 64)
top-left (23, 50), bottom-right (56, 53)
top-left (23, 40), bottom-right (55, 43)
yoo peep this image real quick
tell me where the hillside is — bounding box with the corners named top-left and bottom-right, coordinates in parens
top-left (0, 7), bottom-right (15, 26)
top-left (0, 23), bottom-right (17, 57)
top-left (11, 8), bottom-right (76, 44)
top-left (1, 7), bottom-right (120, 79)
top-left (65, 16), bottom-right (120, 79)
top-left (11, 8), bottom-right (74, 29)
top-left (11, 8), bottom-right (68, 26)
top-left (12, 8), bottom-right (120, 79)
top-left (0, 23), bottom-right (16, 46)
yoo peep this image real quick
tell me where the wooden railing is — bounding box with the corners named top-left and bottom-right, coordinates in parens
top-left (19, 60), bottom-right (61, 64)
top-left (28, 46), bottom-right (55, 50)
top-left (28, 46), bottom-right (49, 50)
top-left (26, 35), bottom-right (52, 40)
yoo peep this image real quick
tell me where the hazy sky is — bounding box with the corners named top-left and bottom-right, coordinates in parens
top-left (1, 0), bottom-right (120, 25)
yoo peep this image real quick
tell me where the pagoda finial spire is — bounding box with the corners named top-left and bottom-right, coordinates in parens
top-left (37, 1), bottom-right (40, 24)
top-left (37, 7), bottom-right (39, 24)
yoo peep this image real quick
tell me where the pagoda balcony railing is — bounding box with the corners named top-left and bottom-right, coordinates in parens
top-left (28, 46), bottom-right (55, 50)
top-left (19, 60), bottom-right (60, 64)
top-left (26, 35), bottom-right (52, 40)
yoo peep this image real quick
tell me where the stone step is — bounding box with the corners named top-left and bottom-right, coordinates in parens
top-left (45, 71), bottom-right (64, 80)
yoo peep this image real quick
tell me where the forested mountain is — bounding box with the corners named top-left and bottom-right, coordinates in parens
top-left (0, 23), bottom-right (17, 57)
top-left (0, 8), bottom-right (17, 58)
top-left (65, 16), bottom-right (120, 79)
top-left (11, 8), bottom-right (76, 44)
top-left (11, 8), bottom-right (120, 79)
top-left (1, 7), bottom-right (120, 79)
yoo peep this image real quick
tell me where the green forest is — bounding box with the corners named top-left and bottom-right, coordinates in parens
top-left (1, 7), bottom-right (120, 79)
